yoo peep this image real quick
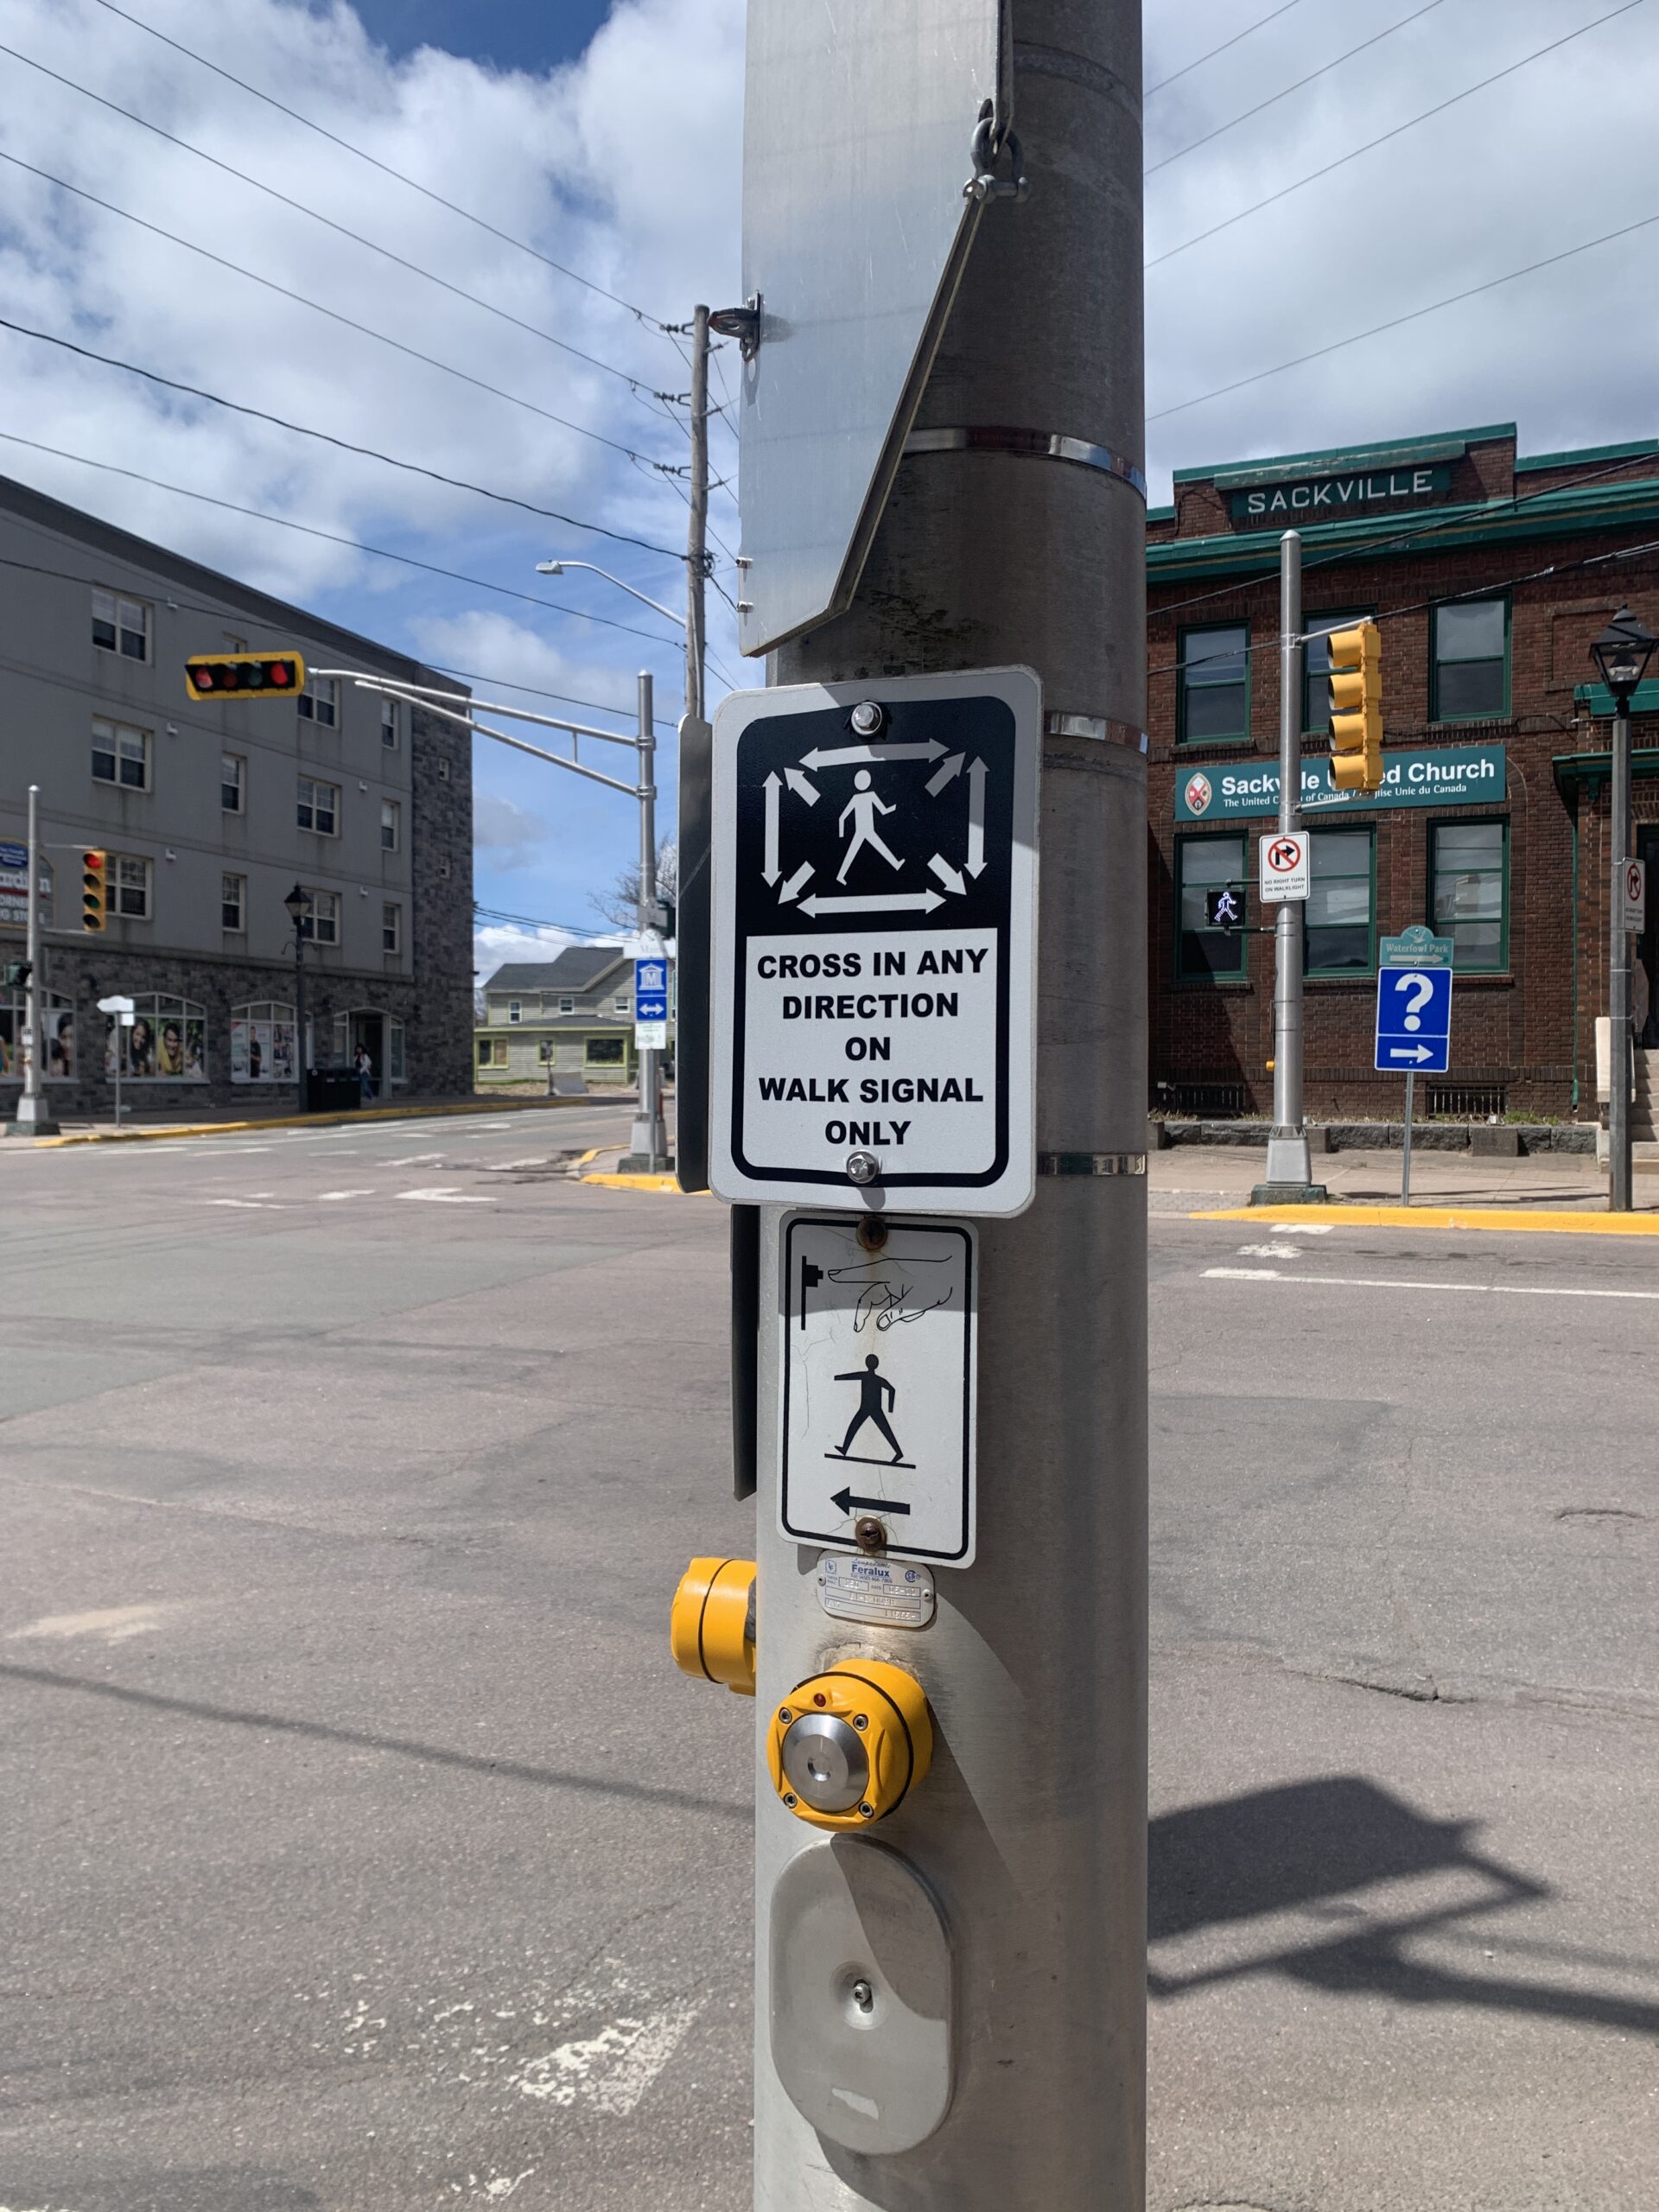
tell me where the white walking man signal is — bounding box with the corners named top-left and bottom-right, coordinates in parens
top-left (837, 771), bottom-right (903, 882)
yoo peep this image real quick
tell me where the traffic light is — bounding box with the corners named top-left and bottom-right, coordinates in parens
top-left (3, 958), bottom-right (29, 988)
top-left (184, 651), bottom-right (307, 702)
top-left (1326, 620), bottom-right (1383, 794)
top-left (80, 849), bottom-right (108, 933)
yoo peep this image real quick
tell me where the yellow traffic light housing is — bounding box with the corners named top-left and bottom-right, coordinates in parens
top-left (671, 1556), bottom-right (757, 1695)
top-left (184, 651), bottom-right (307, 702)
top-left (80, 849), bottom-right (108, 933)
top-left (766, 1660), bottom-right (932, 1831)
top-left (1326, 620), bottom-right (1383, 793)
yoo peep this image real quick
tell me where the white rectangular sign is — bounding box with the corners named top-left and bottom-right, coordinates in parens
top-left (710, 667), bottom-right (1039, 1214)
top-left (779, 1214), bottom-right (976, 1567)
top-left (1620, 858), bottom-right (1646, 933)
top-left (1258, 829), bottom-right (1309, 904)
top-left (634, 1020), bottom-right (668, 1051)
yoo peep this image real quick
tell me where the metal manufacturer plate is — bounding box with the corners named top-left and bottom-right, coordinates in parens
top-left (734, 0), bottom-right (1004, 656)
top-left (779, 1214), bottom-right (976, 1568)
top-left (817, 1552), bottom-right (937, 1629)
top-left (709, 669), bottom-right (1039, 1215)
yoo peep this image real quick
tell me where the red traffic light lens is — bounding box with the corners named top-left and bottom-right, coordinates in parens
top-left (266, 660), bottom-right (290, 685)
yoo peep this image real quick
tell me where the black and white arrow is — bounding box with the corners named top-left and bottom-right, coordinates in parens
top-left (965, 758), bottom-right (988, 877)
top-left (1385, 1044), bottom-right (1435, 1063)
top-left (831, 1486), bottom-right (912, 1517)
top-left (799, 740), bottom-right (949, 769)
top-left (799, 889), bottom-right (945, 918)
top-left (779, 861), bottom-right (813, 904)
top-left (925, 752), bottom-right (964, 797)
top-left (929, 854), bottom-right (967, 896)
top-left (785, 766), bottom-right (819, 804)
top-left (762, 772), bottom-right (781, 885)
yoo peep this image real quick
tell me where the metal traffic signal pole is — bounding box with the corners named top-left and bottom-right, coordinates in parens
top-left (749, 2), bottom-right (1147, 2202)
top-left (1262, 530), bottom-right (1318, 1196)
top-left (632, 668), bottom-right (671, 1171)
top-left (10, 785), bottom-right (60, 1136)
top-left (1609, 696), bottom-right (1632, 1210)
top-left (684, 304), bottom-right (711, 727)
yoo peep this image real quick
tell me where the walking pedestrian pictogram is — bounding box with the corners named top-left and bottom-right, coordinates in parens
top-left (836, 771), bottom-right (904, 880)
top-left (830, 1352), bottom-right (912, 1467)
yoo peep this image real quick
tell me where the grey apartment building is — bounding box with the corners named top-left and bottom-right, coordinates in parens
top-left (0, 476), bottom-right (473, 1114)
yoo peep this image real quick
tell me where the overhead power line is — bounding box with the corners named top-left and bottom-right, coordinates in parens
top-left (0, 42), bottom-right (679, 409)
top-left (474, 905), bottom-right (624, 942)
top-left (1147, 209), bottom-right (1659, 424)
top-left (0, 149), bottom-right (676, 472)
top-left (87, 0), bottom-right (671, 332)
top-left (1144, 1), bottom-right (1304, 98)
top-left (0, 315), bottom-right (683, 563)
top-left (0, 431), bottom-right (689, 651)
top-left (1147, 0), bottom-right (1648, 270)
top-left (1146, 0), bottom-right (1448, 177)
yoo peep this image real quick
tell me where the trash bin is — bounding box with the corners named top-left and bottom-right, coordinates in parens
top-left (305, 1066), bottom-right (362, 1112)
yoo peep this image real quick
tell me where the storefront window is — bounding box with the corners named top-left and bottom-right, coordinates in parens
top-left (1305, 831), bottom-right (1374, 974)
top-left (1179, 625), bottom-right (1249, 744)
top-left (1433, 599), bottom-right (1508, 721)
top-left (106, 995), bottom-right (207, 1079)
top-left (0, 988), bottom-right (74, 1079)
top-left (231, 1002), bottom-right (296, 1083)
top-left (586, 1035), bottom-right (626, 1066)
top-left (1177, 836), bottom-right (1248, 979)
top-left (1302, 610), bottom-right (1373, 734)
top-left (1432, 821), bottom-right (1507, 970)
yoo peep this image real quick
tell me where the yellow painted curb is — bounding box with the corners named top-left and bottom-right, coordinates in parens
top-left (33, 1096), bottom-right (594, 1148)
top-left (582, 1170), bottom-right (703, 1194)
top-left (1193, 1204), bottom-right (1659, 1236)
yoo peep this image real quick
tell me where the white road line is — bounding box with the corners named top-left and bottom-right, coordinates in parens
top-left (1236, 1243), bottom-right (1306, 1259)
top-left (318, 1189), bottom-right (378, 1202)
top-left (201, 1198), bottom-right (286, 1210)
top-left (1201, 1267), bottom-right (1659, 1301)
top-left (398, 1186), bottom-right (496, 1204)
top-left (385, 1153), bottom-right (445, 1167)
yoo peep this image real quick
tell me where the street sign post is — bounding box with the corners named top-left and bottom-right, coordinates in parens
top-left (633, 952), bottom-right (669, 1054)
top-left (779, 1213), bottom-right (976, 1566)
top-left (709, 666), bottom-right (1039, 1214)
top-left (1619, 857), bottom-right (1647, 933)
top-left (730, 0), bottom-right (1007, 656)
top-left (1258, 828), bottom-right (1308, 904)
top-left (1376, 926), bottom-right (1454, 1203)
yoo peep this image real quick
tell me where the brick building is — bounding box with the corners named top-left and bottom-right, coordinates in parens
top-left (0, 476), bottom-right (474, 1115)
top-left (1147, 421), bottom-right (1659, 1122)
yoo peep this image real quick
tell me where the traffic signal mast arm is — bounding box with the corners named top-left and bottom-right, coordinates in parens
top-left (1326, 620), bottom-right (1383, 794)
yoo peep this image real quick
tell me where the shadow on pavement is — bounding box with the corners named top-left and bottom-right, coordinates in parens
top-left (1149, 1774), bottom-right (1659, 2037)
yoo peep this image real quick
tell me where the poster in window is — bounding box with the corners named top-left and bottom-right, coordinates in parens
top-left (231, 1020), bottom-right (251, 1080)
top-left (156, 1018), bottom-right (186, 1077)
top-left (270, 1022), bottom-right (295, 1079)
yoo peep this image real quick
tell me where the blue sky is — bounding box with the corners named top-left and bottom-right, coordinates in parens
top-left (3, 0), bottom-right (1655, 983)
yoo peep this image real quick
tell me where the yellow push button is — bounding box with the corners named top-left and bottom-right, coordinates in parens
top-left (766, 1660), bottom-right (931, 1830)
top-left (671, 1556), bottom-right (757, 1696)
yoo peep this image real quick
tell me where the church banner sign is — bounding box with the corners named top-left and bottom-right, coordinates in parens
top-left (1176, 745), bottom-right (1505, 823)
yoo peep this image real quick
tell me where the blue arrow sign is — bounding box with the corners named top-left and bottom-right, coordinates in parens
top-left (1375, 964), bottom-right (1452, 1074)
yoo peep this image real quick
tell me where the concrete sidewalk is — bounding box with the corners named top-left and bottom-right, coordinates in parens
top-left (1149, 1142), bottom-right (1648, 1212)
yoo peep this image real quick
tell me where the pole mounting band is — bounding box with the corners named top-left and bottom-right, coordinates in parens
top-left (1038, 1153), bottom-right (1147, 1176)
top-left (904, 425), bottom-right (1148, 499)
top-left (1044, 711), bottom-right (1148, 753)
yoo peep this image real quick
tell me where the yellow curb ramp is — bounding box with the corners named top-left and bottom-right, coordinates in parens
top-left (33, 1096), bottom-right (594, 1148)
top-left (1193, 1203), bottom-right (1659, 1236)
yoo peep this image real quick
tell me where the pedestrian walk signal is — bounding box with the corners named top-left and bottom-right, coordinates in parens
top-left (1204, 887), bottom-right (1243, 930)
top-left (184, 651), bottom-right (306, 702)
top-left (1326, 620), bottom-right (1383, 794)
top-left (80, 849), bottom-right (108, 933)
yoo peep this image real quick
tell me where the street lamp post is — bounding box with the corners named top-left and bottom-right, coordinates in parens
top-left (283, 882), bottom-right (311, 1113)
top-left (1590, 607), bottom-right (1656, 1211)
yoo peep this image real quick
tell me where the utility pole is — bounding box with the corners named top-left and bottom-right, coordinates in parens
top-left (684, 304), bottom-right (711, 724)
top-left (1261, 530), bottom-right (1319, 1198)
top-left (749, 4), bottom-right (1147, 2202)
top-left (1609, 694), bottom-right (1632, 1210)
top-left (630, 668), bottom-right (670, 1171)
top-left (10, 785), bottom-right (60, 1136)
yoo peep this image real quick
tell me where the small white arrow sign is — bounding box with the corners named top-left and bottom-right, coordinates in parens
top-left (929, 853), bottom-right (967, 896)
top-left (1387, 1045), bottom-right (1434, 1063)
top-left (779, 861), bottom-right (813, 904)
top-left (925, 752), bottom-right (964, 797)
top-left (798, 889), bottom-right (946, 918)
top-left (762, 772), bottom-right (781, 885)
top-left (799, 740), bottom-right (948, 769)
top-left (784, 766), bottom-right (819, 805)
top-left (965, 758), bottom-right (988, 877)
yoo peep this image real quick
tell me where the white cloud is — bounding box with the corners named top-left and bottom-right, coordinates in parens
top-left (474, 791), bottom-right (552, 868)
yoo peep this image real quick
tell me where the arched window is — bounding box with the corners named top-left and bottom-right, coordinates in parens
top-left (105, 995), bottom-right (207, 1081)
top-left (231, 1002), bottom-right (296, 1084)
top-left (0, 987), bottom-right (74, 1080)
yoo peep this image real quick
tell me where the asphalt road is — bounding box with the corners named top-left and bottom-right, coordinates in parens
top-left (1, 1110), bottom-right (1654, 2211)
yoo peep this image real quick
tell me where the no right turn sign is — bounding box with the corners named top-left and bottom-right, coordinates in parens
top-left (1258, 830), bottom-right (1309, 904)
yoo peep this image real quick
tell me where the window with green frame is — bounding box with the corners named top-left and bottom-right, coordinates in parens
top-left (1302, 609), bottom-right (1374, 734)
top-left (1179, 624), bottom-right (1249, 743)
top-left (1177, 835), bottom-right (1248, 978)
top-left (1432, 598), bottom-right (1508, 721)
top-left (1431, 819), bottom-right (1507, 970)
top-left (1304, 830), bottom-right (1374, 974)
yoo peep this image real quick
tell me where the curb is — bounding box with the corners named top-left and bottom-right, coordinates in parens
top-left (31, 1096), bottom-right (596, 1149)
top-left (1194, 1204), bottom-right (1659, 1236)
